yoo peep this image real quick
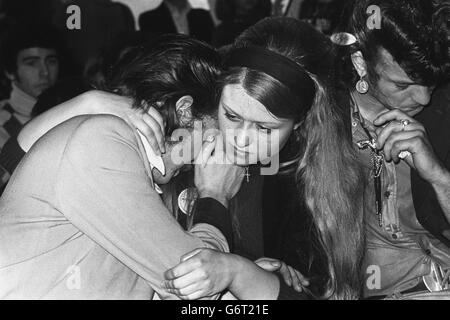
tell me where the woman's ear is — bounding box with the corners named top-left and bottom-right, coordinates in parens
top-left (175, 95), bottom-right (194, 127)
top-left (350, 51), bottom-right (368, 78)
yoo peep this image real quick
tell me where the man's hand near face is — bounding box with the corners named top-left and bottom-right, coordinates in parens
top-left (374, 108), bottom-right (450, 219)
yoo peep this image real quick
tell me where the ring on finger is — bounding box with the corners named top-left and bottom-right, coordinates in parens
top-left (398, 150), bottom-right (412, 159)
top-left (400, 119), bottom-right (411, 131)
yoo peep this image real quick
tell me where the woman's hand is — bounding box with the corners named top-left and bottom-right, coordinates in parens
top-left (163, 249), bottom-right (282, 300)
top-left (254, 257), bottom-right (309, 292)
top-left (162, 248), bottom-right (238, 300)
top-left (194, 135), bottom-right (245, 208)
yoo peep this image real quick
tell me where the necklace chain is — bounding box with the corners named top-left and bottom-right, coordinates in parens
top-left (352, 94), bottom-right (384, 227)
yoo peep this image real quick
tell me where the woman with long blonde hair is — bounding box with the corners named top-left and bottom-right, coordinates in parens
top-left (162, 17), bottom-right (366, 300)
top-left (7, 17), bottom-right (366, 299)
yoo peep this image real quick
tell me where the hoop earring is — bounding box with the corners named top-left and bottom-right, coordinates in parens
top-left (356, 77), bottom-right (369, 94)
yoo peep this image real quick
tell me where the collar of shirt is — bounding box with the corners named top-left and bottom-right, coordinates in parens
top-left (165, 1), bottom-right (191, 15)
top-left (9, 83), bottom-right (36, 121)
top-left (165, 1), bottom-right (191, 34)
top-left (350, 99), bottom-right (378, 139)
top-left (137, 130), bottom-right (165, 194)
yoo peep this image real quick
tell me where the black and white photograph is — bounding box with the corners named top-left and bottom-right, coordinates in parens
top-left (0, 0), bottom-right (449, 309)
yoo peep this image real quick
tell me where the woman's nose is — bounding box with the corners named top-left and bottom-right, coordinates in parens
top-left (234, 130), bottom-right (250, 148)
top-left (234, 125), bottom-right (254, 149)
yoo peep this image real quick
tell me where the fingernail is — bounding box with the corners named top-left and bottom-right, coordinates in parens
top-left (271, 261), bottom-right (281, 267)
top-left (206, 135), bottom-right (215, 142)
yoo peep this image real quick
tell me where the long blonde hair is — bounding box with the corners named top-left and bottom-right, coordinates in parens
top-left (298, 79), bottom-right (365, 299)
top-left (223, 17), bottom-right (367, 298)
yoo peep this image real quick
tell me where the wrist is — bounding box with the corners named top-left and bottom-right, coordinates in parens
top-left (198, 190), bottom-right (229, 208)
top-left (227, 254), bottom-right (245, 293)
top-left (427, 163), bottom-right (450, 187)
top-left (430, 167), bottom-right (450, 189)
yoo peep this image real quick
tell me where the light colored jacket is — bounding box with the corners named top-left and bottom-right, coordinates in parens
top-left (0, 114), bottom-right (228, 299)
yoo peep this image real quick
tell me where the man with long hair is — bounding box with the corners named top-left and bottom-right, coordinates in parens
top-left (0, 35), bottom-right (243, 299)
top-left (334, 0), bottom-right (450, 298)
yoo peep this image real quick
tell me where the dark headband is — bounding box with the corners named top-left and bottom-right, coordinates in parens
top-left (224, 46), bottom-right (316, 118)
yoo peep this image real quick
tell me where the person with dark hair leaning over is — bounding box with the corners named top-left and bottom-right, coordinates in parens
top-left (0, 35), bottom-right (242, 299)
top-left (331, 0), bottom-right (450, 299)
top-left (1, 18), bottom-right (339, 300)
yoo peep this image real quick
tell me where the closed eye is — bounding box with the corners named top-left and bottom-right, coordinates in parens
top-left (256, 125), bottom-right (272, 134)
top-left (224, 111), bottom-right (240, 122)
top-left (395, 83), bottom-right (410, 90)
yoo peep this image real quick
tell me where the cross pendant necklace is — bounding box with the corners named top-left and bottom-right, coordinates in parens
top-left (244, 166), bottom-right (250, 183)
top-left (352, 95), bottom-right (385, 228)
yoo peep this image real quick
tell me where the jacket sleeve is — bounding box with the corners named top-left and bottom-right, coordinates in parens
top-left (0, 135), bottom-right (26, 175)
top-left (54, 115), bottom-right (229, 299)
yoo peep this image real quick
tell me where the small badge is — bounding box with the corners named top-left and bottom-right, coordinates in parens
top-left (178, 188), bottom-right (198, 215)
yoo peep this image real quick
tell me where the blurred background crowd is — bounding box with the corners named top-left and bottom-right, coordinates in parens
top-left (0, 0), bottom-right (346, 107)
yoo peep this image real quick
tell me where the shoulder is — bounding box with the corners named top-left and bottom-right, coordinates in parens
top-left (73, 113), bottom-right (131, 129)
top-left (55, 114), bottom-right (136, 151)
top-left (59, 114), bottom-right (144, 171)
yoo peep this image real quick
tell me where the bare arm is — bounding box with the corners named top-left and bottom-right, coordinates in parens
top-left (374, 109), bottom-right (450, 222)
top-left (227, 254), bottom-right (281, 300)
top-left (163, 249), bottom-right (280, 300)
top-left (430, 167), bottom-right (450, 220)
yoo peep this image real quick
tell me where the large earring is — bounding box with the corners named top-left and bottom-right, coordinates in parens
top-left (356, 77), bottom-right (369, 94)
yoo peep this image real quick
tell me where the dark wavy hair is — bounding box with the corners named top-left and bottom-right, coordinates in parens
top-left (220, 17), bottom-right (365, 299)
top-left (1, 23), bottom-right (63, 74)
top-left (105, 34), bottom-right (222, 136)
top-left (335, 0), bottom-right (450, 89)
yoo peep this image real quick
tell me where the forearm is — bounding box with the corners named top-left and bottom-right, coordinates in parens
top-left (192, 197), bottom-right (233, 248)
top-left (228, 254), bottom-right (280, 300)
top-left (431, 167), bottom-right (450, 221)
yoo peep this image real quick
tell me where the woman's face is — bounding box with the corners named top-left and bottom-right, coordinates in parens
top-left (217, 84), bottom-right (296, 166)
